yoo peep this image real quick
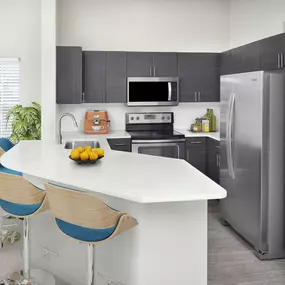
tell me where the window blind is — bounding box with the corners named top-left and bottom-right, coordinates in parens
top-left (0, 58), bottom-right (20, 137)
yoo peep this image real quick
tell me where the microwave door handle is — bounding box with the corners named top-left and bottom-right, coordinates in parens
top-left (168, 82), bottom-right (172, 101)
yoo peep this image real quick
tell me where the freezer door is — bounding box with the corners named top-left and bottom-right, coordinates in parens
top-left (220, 71), bottom-right (265, 251)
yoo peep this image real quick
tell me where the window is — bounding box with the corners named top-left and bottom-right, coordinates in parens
top-left (0, 58), bottom-right (20, 137)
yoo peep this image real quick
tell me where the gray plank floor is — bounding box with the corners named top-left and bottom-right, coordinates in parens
top-left (208, 201), bottom-right (285, 285)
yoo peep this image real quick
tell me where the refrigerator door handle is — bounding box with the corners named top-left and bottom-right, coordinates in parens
top-left (227, 93), bottom-right (236, 179)
top-left (226, 93), bottom-right (233, 177)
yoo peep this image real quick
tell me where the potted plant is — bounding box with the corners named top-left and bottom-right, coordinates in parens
top-left (6, 102), bottom-right (41, 143)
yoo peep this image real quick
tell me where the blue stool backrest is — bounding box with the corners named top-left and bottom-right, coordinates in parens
top-left (45, 183), bottom-right (138, 243)
top-left (0, 138), bottom-right (14, 157)
top-left (0, 172), bottom-right (47, 217)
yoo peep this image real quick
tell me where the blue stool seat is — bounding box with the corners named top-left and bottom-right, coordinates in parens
top-left (0, 200), bottom-right (42, 216)
top-left (0, 164), bottom-right (22, 177)
top-left (55, 218), bottom-right (117, 243)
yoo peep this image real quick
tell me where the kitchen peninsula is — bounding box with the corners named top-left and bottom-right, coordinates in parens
top-left (1, 138), bottom-right (226, 285)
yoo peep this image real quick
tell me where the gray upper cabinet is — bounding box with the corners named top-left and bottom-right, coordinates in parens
top-left (56, 46), bottom-right (82, 104)
top-left (261, 33), bottom-right (285, 70)
top-left (106, 52), bottom-right (127, 103)
top-left (127, 52), bottom-right (178, 77)
top-left (83, 51), bottom-right (106, 103)
top-left (197, 54), bottom-right (220, 102)
top-left (152, 53), bottom-right (178, 77)
top-left (178, 53), bottom-right (220, 102)
top-left (127, 52), bottom-right (153, 77)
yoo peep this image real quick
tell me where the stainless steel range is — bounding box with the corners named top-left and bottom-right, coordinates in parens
top-left (126, 112), bottom-right (185, 159)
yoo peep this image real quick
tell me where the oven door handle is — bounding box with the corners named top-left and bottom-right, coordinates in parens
top-left (132, 139), bottom-right (186, 144)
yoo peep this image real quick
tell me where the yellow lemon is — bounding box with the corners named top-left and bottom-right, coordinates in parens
top-left (85, 146), bottom-right (92, 152)
top-left (80, 151), bottom-right (89, 161)
top-left (96, 148), bottom-right (104, 158)
top-left (76, 146), bottom-right (85, 154)
top-left (71, 149), bottom-right (80, 160)
top-left (89, 152), bottom-right (98, 161)
top-left (92, 148), bottom-right (104, 158)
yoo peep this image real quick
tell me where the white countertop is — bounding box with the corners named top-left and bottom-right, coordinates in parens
top-left (175, 129), bottom-right (220, 141)
top-left (1, 138), bottom-right (226, 204)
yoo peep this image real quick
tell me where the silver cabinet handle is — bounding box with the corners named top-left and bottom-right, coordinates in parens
top-left (278, 53), bottom-right (281, 69)
top-left (114, 143), bottom-right (127, 146)
top-left (194, 92), bottom-right (197, 102)
top-left (82, 92), bottom-right (85, 103)
top-left (216, 154), bottom-right (219, 167)
top-left (281, 53), bottom-right (284, 69)
top-left (153, 65), bottom-right (156, 77)
top-left (190, 141), bottom-right (202, 144)
top-left (198, 92), bottom-right (201, 102)
top-left (149, 66), bottom-right (152, 76)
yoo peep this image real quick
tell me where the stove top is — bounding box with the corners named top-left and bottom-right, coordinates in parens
top-left (129, 130), bottom-right (185, 140)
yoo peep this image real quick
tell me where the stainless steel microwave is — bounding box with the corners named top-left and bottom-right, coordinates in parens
top-left (127, 77), bottom-right (179, 106)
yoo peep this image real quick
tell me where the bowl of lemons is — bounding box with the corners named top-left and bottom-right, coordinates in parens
top-left (69, 146), bottom-right (104, 164)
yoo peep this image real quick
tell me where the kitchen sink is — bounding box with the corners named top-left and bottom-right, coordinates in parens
top-left (64, 141), bottom-right (100, 149)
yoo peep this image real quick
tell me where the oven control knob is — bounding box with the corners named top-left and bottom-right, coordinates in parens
top-left (130, 116), bottom-right (134, 121)
top-left (167, 116), bottom-right (170, 120)
top-left (162, 116), bottom-right (165, 120)
top-left (136, 117), bottom-right (139, 120)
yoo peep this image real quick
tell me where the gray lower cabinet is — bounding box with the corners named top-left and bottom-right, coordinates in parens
top-left (152, 53), bottom-right (178, 77)
top-left (83, 51), bottom-right (106, 103)
top-left (261, 33), bottom-right (285, 70)
top-left (185, 137), bottom-right (206, 174)
top-left (107, 138), bottom-right (131, 152)
top-left (106, 52), bottom-right (127, 103)
top-left (206, 138), bottom-right (220, 184)
top-left (127, 52), bottom-right (153, 77)
top-left (56, 46), bottom-right (83, 104)
top-left (178, 53), bottom-right (220, 102)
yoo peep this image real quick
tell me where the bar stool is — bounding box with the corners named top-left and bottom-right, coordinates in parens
top-left (0, 138), bottom-right (54, 285)
top-left (45, 183), bottom-right (138, 285)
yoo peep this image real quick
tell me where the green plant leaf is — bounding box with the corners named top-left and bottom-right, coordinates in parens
top-left (7, 102), bottom-right (41, 144)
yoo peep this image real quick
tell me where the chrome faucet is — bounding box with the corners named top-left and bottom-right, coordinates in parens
top-left (59, 113), bottom-right (78, 144)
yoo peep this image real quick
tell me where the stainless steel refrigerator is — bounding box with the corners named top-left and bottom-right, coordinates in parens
top-left (220, 71), bottom-right (285, 260)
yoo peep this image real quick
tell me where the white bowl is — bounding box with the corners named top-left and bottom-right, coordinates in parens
top-left (92, 126), bottom-right (101, 131)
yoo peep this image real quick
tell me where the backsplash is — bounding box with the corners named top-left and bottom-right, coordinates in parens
top-left (57, 102), bottom-right (220, 132)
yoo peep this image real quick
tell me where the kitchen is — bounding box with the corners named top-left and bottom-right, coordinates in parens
top-left (1, 0), bottom-right (285, 285)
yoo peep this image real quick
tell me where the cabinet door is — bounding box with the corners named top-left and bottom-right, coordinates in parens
top-left (261, 33), bottom-right (285, 70)
top-left (197, 53), bottom-right (220, 102)
top-left (152, 53), bottom-right (178, 77)
top-left (56, 46), bottom-right (82, 104)
top-left (231, 41), bottom-right (261, 73)
top-left (178, 53), bottom-right (200, 102)
top-left (127, 52), bottom-right (153, 77)
top-left (206, 138), bottom-right (220, 183)
top-left (107, 138), bottom-right (131, 152)
top-left (106, 52), bottom-right (127, 103)
top-left (186, 149), bottom-right (206, 174)
top-left (83, 51), bottom-right (106, 103)
top-left (220, 51), bottom-right (232, 75)
top-left (185, 137), bottom-right (206, 174)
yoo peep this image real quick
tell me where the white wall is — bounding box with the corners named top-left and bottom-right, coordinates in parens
top-left (58, 103), bottom-right (220, 132)
top-left (57, 0), bottom-right (230, 52)
top-left (41, 0), bottom-right (58, 142)
top-left (229, 0), bottom-right (285, 48)
top-left (0, 0), bottom-right (41, 105)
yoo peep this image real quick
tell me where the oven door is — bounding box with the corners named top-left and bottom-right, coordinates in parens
top-left (132, 139), bottom-right (185, 159)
